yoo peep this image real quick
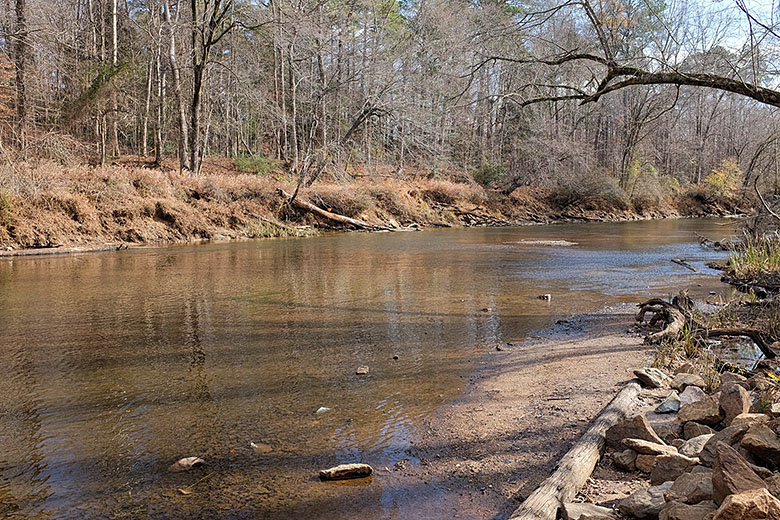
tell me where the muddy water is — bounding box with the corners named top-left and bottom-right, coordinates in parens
top-left (0, 219), bottom-right (737, 519)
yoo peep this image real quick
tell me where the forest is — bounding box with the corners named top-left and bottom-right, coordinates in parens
top-left (0, 0), bottom-right (779, 248)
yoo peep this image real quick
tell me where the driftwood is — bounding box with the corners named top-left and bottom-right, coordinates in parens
top-left (277, 188), bottom-right (389, 231)
top-left (671, 258), bottom-right (698, 272)
top-left (636, 293), bottom-right (779, 361)
top-left (703, 328), bottom-right (777, 360)
top-left (509, 380), bottom-right (642, 520)
top-left (0, 244), bottom-right (126, 257)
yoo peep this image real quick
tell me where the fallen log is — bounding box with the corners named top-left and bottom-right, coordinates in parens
top-left (509, 380), bottom-right (642, 520)
top-left (277, 188), bottom-right (389, 231)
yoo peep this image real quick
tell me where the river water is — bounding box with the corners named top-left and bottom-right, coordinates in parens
top-left (0, 219), bottom-right (737, 519)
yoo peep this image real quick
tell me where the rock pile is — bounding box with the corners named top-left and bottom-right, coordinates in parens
top-left (607, 367), bottom-right (780, 519)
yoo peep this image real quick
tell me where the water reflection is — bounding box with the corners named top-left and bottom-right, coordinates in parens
top-left (0, 219), bottom-right (736, 518)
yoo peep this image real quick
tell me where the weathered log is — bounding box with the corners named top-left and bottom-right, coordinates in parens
top-left (671, 258), bottom-right (698, 272)
top-left (509, 380), bottom-right (642, 520)
top-left (277, 188), bottom-right (388, 231)
top-left (703, 328), bottom-right (777, 360)
top-left (645, 307), bottom-right (687, 344)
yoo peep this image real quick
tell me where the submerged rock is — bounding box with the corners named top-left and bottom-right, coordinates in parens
top-left (168, 457), bottom-right (205, 473)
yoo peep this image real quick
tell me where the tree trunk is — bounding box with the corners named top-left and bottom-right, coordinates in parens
top-left (163, 0), bottom-right (188, 171)
top-left (14, 0), bottom-right (27, 149)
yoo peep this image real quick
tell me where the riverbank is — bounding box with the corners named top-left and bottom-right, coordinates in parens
top-left (0, 158), bottom-right (747, 252)
top-left (387, 305), bottom-right (651, 519)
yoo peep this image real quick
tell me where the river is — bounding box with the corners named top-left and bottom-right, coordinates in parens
top-left (0, 218), bottom-right (737, 519)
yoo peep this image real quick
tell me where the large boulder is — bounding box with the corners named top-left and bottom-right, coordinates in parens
top-left (699, 425), bottom-right (749, 466)
top-left (606, 414), bottom-right (665, 448)
top-left (741, 423), bottom-right (780, 466)
top-left (651, 453), bottom-right (699, 485)
top-left (680, 434), bottom-right (714, 458)
top-left (635, 367), bottom-right (669, 389)
top-left (720, 382), bottom-right (752, 426)
top-left (619, 481), bottom-right (675, 519)
top-left (712, 442), bottom-right (767, 505)
top-left (659, 500), bottom-right (717, 520)
top-left (712, 488), bottom-right (780, 520)
top-left (664, 471), bottom-right (713, 504)
top-left (678, 397), bottom-right (724, 426)
top-left (671, 373), bottom-right (706, 391)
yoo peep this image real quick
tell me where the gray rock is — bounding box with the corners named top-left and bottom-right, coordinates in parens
top-left (619, 481), bottom-right (675, 519)
top-left (635, 367), bottom-right (669, 389)
top-left (613, 449), bottom-right (638, 471)
top-left (606, 414), bottom-right (665, 448)
top-left (678, 397), bottom-right (724, 426)
top-left (659, 500), bottom-right (717, 520)
top-left (679, 386), bottom-right (708, 407)
top-left (671, 373), bottom-right (706, 391)
top-left (680, 434), bottom-right (715, 458)
top-left (656, 392), bottom-right (682, 414)
top-left (700, 424), bottom-right (749, 466)
top-left (561, 502), bottom-right (617, 520)
top-left (684, 422), bottom-right (715, 440)
top-left (651, 453), bottom-right (700, 485)
top-left (664, 471), bottom-right (713, 504)
top-left (670, 439), bottom-right (686, 449)
top-left (624, 438), bottom-right (677, 456)
top-left (647, 411), bottom-right (684, 442)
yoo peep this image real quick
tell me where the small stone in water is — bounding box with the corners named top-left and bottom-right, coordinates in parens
top-left (319, 463), bottom-right (373, 480)
top-left (250, 442), bottom-right (273, 454)
top-left (315, 406), bottom-right (332, 414)
top-left (356, 365), bottom-right (369, 375)
top-left (168, 456), bottom-right (205, 473)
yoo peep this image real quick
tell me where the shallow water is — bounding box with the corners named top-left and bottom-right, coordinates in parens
top-left (0, 219), bottom-right (737, 518)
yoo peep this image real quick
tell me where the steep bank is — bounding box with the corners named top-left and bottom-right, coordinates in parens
top-left (0, 158), bottom-right (747, 251)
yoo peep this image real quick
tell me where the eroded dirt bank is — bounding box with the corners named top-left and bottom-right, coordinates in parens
top-left (386, 306), bottom-right (650, 519)
top-left (0, 159), bottom-right (745, 252)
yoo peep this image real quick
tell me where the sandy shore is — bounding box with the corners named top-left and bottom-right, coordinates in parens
top-left (388, 305), bottom-right (651, 519)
